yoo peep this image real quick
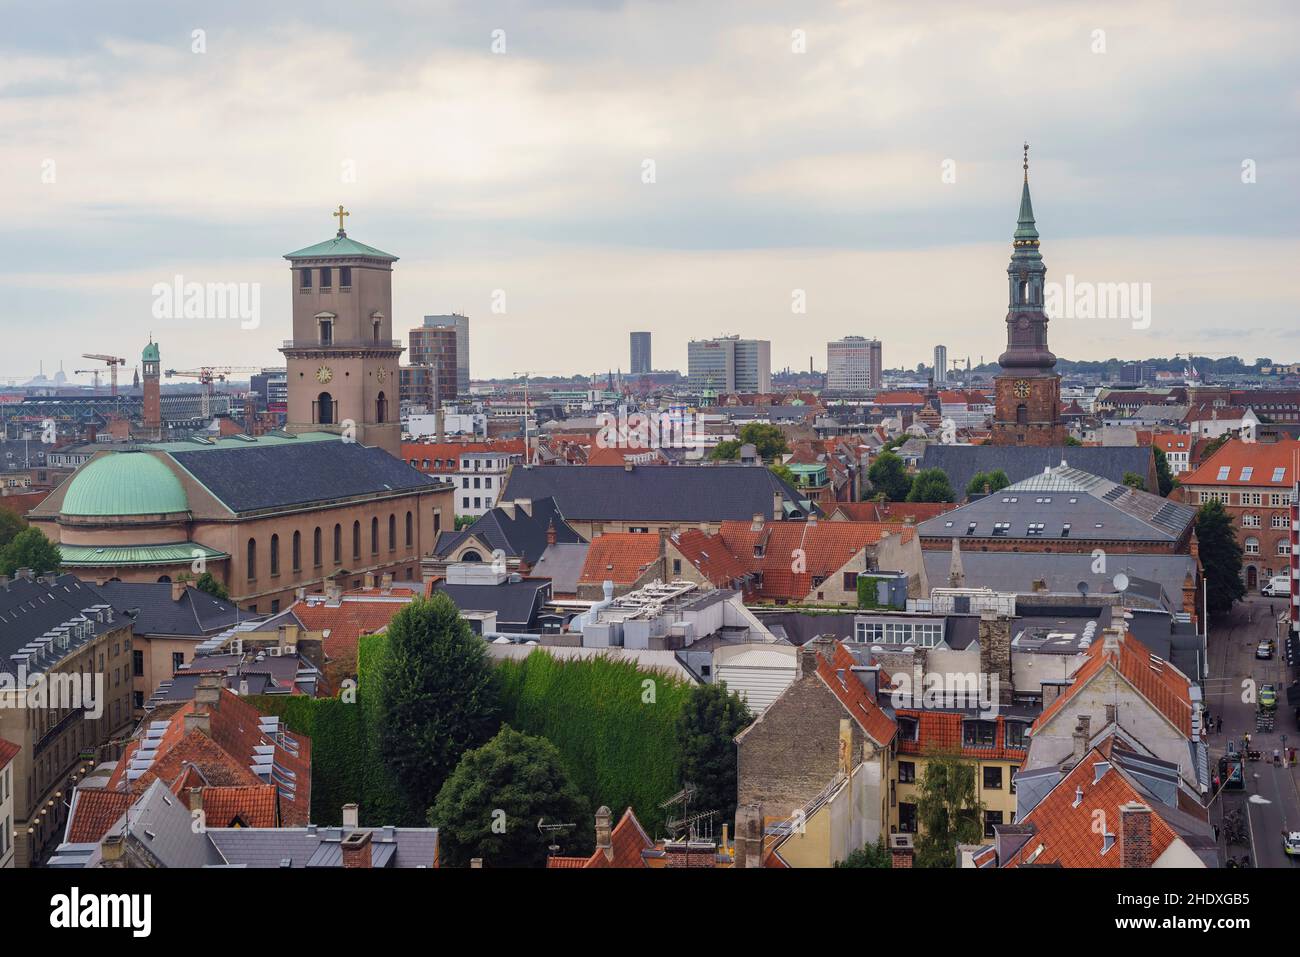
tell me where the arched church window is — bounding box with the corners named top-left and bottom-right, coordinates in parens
top-left (247, 538), bottom-right (257, 580)
top-left (317, 391), bottom-right (334, 425)
top-left (1016, 404), bottom-right (1028, 426)
top-left (376, 391), bottom-right (388, 424)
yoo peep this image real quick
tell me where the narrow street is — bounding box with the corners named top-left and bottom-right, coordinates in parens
top-left (1205, 594), bottom-right (1299, 868)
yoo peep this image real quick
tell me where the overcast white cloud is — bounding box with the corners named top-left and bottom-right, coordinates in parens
top-left (2, 0), bottom-right (1297, 379)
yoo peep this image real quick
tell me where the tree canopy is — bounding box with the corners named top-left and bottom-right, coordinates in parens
top-left (867, 451), bottom-right (912, 502)
top-left (1196, 500), bottom-right (1245, 614)
top-left (675, 682), bottom-right (753, 828)
top-left (915, 750), bottom-right (985, 868)
top-left (0, 526), bottom-right (61, 578)
top-left (0, 507), bottom-right (25, 551)
top-left (429, 725), bottom-right (590, 868)
top-left (965, 470), bottom-right (1011, 497)
top-left (378, 593), bottom-right (502, 812)
top-left (906, 468), bottom-right (955, 503)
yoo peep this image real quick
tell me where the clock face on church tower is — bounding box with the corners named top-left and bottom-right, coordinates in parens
top-left (1013, 379), bottom-right (1030, 398)
top-left (315, 365), bottom-right (333, 384)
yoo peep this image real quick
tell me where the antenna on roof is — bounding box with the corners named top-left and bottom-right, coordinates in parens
top-left (537, 817), bottom-right (577, 858)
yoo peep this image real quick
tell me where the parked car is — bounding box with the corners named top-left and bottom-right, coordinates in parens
top-left (1263, 576), bottom-right (1290, 597)
top-left (1284, 832), bottom-right (1300, 857)
top-left (1257, 640), bottom-right (1274, 659)
top-left (1260, 684), bottom-right (1278, 711)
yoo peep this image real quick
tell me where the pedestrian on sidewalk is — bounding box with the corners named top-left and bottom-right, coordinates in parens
top-left (1274, 748), bottom-right (1281, 766)
top-left (1217, 716), bottom-right (1223, 733)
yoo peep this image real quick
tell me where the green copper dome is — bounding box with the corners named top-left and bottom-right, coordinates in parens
top-left (61, 452), bottom-right (190, 517)
top-left (142, 341), bottom-right (160, 362)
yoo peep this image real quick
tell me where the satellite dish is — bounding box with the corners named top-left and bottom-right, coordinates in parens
top-left (1113, 572), bottom-right (1130, 592)
top-left (1076, 581), bottom-right (1090, 597)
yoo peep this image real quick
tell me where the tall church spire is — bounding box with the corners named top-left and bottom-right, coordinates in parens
top-left (1015, 143), bottom-right (1039, 244)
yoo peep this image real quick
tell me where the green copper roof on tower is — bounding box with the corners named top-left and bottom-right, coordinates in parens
top-left (141, 340), bottom-right (160, 362)
top-left (284, 207), bottom-right (399, 261)
top-left (1014, 143), bottom-right (1039, 243)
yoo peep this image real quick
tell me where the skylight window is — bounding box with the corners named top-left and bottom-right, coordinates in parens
top-left (1217, 466), bottom-right (1231, 481)
top-left (1273, 467), bottom-right (1287, 483)
top-left (1240, 467), bottom-right (1253, 481)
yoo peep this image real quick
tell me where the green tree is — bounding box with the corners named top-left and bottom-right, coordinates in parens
top-left (379, 593), bottom-right (501, 812)
top-left (1122, 471), bottom-right (1147, 490)
top-left (867, 451), bottom-right (911, 502)
top-left (737, 423), bottom-right (789, 461)
top-left (429, 725), bottom-right (590, 868)
top-left (965, 470), bottom-right (1011, 497)
top-left (1196, 500), bottom-right (1246, 614)
top-left (0, 507), bottom-right (25, 550)
top-left (1152, 447), bottom-right (1174, 497)
top-left (675, 682), bottom-right (753, 827)
top-left (710, 439), bottom-right (741, 461)
top-left (194, 572), bottom-right (229, 601)
top-left (1200, 434), bottom-right (1230, 461)
top-left (455, 514), bottom-right (477, 530)
top-left (0, 526), bottom-right (61, 578)
top-left (1064, 435), bottom-right (1083, 447)
top-left (769, 462), bottom-right (797, 487)
top-left (915, 750), bottom-right (985, 868)
top-left (906, 468), bottom-right (955, 503)
top-left (835, 837), bottom-right (891, 868)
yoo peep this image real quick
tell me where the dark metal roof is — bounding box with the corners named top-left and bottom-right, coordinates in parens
top-left (169, 439), bottom-right (445, 513)
top-left (433, 579), bottom-right (551, 630)
top-left (93, 581), bottom-right (252, 637)
top-left (433, 496), bottom-right (582, 564)
top-left (501, 465), bottom-right (815, 523)
top-left (919, 445), bottom-right (1155, 499)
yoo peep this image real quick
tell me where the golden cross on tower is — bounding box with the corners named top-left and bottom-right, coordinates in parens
top-left (333, 204), bottom-right (350, 233)
top-left (1023, 142), bottom-right (1029, 181)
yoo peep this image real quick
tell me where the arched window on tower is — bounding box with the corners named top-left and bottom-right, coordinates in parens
top-left (313, 527), bottom-right (322, 567)
top-left (353, 521), bottom-right (361, 560)
top-left (405, 511), bottom-right (413, 548)
top-left (389, 514), bottom-right (397, 552)
top-left (316, 391), bottom-right (335, 425)
top-left (373, 319), bottom-right (382, 343)
top-left (292, 530), bottom-right (302, 572)
top-left (246, 538), bottom-right (257, 580)
top-left (376, 391), bottom-right (388, 424)
top-left (1016, 404), bottom-right (1029, 426)
top-left (270, 534), bottom-right (280, 576)
top-left (1020, 281), bottom-right (1031, 304)
top-left (371, 517), bottom-right (380, 554)
top-left (333, 524), bottom-right (342, 564)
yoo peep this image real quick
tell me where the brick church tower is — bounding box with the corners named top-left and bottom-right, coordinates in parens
top-left (990, 146), bottom-right (1067, 447)
top-left (141, 338), bottom-right (161, 440)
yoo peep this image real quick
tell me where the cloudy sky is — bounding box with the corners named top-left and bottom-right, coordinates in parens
top-left (4, 0), bottom-right (1298, 382)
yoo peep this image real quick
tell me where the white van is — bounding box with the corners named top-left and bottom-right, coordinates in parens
top-left (1261, 575), bottom-right (1290, 597)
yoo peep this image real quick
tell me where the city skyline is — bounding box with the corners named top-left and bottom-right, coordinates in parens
top-left (5, 1), bottom-right (1298, 379)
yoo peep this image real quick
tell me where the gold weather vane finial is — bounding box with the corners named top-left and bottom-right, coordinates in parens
top-left (333, 204), bottom-right (350, 233)
top-left (1023, 142), bottom-right (1029, 182)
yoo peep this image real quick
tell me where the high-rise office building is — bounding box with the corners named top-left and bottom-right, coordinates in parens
top-left (687, 335), bottom-right (771, 394)
top-left (423, 314), bottom-right (469, 394)
top-left (933, 344), bottom-right (949, 384)
top-left (630, 331), bottom-right (652, 375)
top-left (405, 325), bottom-right (458, 408)
top-left (826, 336), bottom-right (882, 392)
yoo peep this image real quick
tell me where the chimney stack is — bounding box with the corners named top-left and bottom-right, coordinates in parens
top-left (889, 833), bottom-right (914, 868)
top-left (188, 786), bottom-right (204, 814)
top-left (171, 579), bottom-right (187, 602)
top-left (1119, 802), bottom-right (1153, 868)
top-left (184, 711), bottom-right (211, 736)
top-left (546, 519), bottom-right (557, 547)
top-left (342, 803), bottom-right (360, 830)
top-left (195, 672), bottom-right (222, 709)
top-left (594, 805), bottom-right (613, 862)
top-left (1071, 714), bottom-right (1092, 765)
top-left (363, 572), bottom-right (376, 590)
top-left (734, 804), bottom-right (764, 869)
top-left (341, 830), bottom-right (372, 869)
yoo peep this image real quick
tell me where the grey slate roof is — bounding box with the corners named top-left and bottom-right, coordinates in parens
top-left (433, 496), bottom-right (583, 564)
top-left (433, 579), bottom-right (551, 630)
top-left (501, 465), bottom-right (816, 523)
top-left (919, 444), bottom-right (1154, 499)
top-left (110, 778), bottom-right (224, 868)
top-left (207, 825), bottom-right (438, 868)
top-left (918, 466), bottom-right (1195, 545)
top-left (93, 581), bottom-right (252, 636)
top-left (0, 574), bottom-right (125, 677)
top-left (169, 438), bottom-right (445, 514)
top-left (924, 550), bottom-right (1197, 604)
top-left (531, 542), bottom-right (590, 594)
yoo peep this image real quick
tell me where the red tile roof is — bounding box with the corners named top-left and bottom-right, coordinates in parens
top-left (831, 501), bottom-right (957, 523)
top-left (895, 709), bottom-right (1028, 762)
top-left (65, 789), bottom-right (133, 843)
top-left (1032, 628), bottom-right (1193, 737)
top-left (1004, 746), bottom-right (1179, 868)
top-left (0, 737), bottom-right (19, 771)
top-left (546, 808), bottom-right (654, 869)
top-left (1179, 438), bottom-right (1300, 488)
top-left (814, 642), bottom-right (897, 747)
top-left (873, 392), bottom-right (926, 405)
top-left (578, 533), bottom-right (662, 587)
top-left (292, 596), bottom-right (412, 661)
top-left (402, 440), bottom-right (524, 468)
top-left (202, 784), bottom-right (279, 828)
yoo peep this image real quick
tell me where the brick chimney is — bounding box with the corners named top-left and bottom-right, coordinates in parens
top-left (1119, 802), bottom-right (1153, 868)
top-left (341, 830), bottom-right (372, 868)
top-left (546, 519), bottom-right (557, 547)
top-left (889, 833), bottom-right (914, 868)
top-left (363, 572), bottom-right (376, 590)
top-left (978, 612), bottom-right (1013, 706)
top-left (188, 786), bottom-right (203, 814)
top-left (342, 803), bottom-right (360, 830)
top-left (594, 805), bottom-right (613, 862)
top-left (195, 672), bottom-right (222, 710)
top-left (1071, 714), bottom-right (1091, 766)
top-left (733, 804), bottom-right (764, 869)
top-left (184, 711), bottom-right (211, 736)
top-left (171, 579), bottom-right (187, 602)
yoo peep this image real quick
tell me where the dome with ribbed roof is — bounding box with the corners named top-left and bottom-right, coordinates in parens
top-left (61, 452), bottom-right (189, 517)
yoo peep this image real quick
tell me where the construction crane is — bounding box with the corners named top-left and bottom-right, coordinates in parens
top-left (165, 366), bottom-right (260, 420)
top-left (81, 354), bottom-right (126, 396)
top-left (74, 369), bottom-right (105, 393)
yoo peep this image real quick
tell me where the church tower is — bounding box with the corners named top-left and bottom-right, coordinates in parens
top-left (990, 146), bottom-right (1067, 447)
top-left (281, 207), bottom-right (403, 457)
top-left (141, 338), bottom-right (161, 440)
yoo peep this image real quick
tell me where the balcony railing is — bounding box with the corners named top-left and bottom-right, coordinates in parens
top-left (283, 339), bottom-right (402, 350)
